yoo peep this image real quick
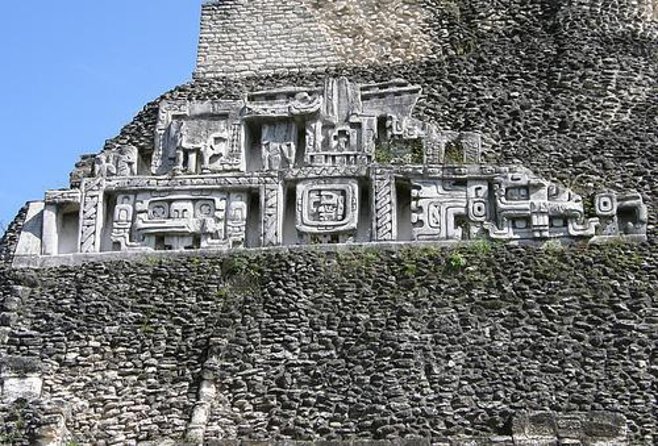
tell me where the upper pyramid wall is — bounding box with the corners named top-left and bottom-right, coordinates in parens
top-left (194, 0), bottom-right (434, 78)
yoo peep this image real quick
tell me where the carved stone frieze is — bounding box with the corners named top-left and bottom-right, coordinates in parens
top-left (373, 170), bottom-right (396, 242)
top-left (283, 165), bottom-right (368, 180)
top-left (153, 100), bottom-right (245, 175)
top-left (595, 191), bottom-right (648, 238)
top-left (262, 183), bottom-right (283, 247)
top-left (296, 179), bottom-right (359, 244)
top-left (18, 77), bottom-right (647, 259)
top-left (411, 179), bottom-right (469, 241)
top-left (245, 87), bottom-right (323, 118)
top-left (93, 145), bottom-right (139, 178)
top-left (79, 178), bottom-right (105, 254)
top-left (102, 174), bottom-right (276, 191)
top-left (262, 121), bottom-right (297, 170)
top-left (110, 190), bottom-right (249, 251)
top-left (482, 171), bottom-right (599, 241)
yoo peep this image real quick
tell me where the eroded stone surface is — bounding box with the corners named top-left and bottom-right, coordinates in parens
top-left (1, 376), bottom-right (42, 404)
top-left (0, 1), bottom-right (656, 444)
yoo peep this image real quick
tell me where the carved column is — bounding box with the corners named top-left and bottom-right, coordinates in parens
top-left (79, 178), bottom-right (105, 254)
top-left (372, 168), bottom-right (397, 242)
top-left (261, 181), bottom-right (283, 247)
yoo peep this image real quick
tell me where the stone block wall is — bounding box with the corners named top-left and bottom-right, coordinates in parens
top-left (195, 0), bottom-right (433, 78)
top-left (195, 0), bottom-right (657, 78)
top-left (0, 205), bottom-right (27, 265)
top-left (0, 243), bottom-right (656, 444)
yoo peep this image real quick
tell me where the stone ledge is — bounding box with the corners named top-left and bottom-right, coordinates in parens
top-left (10, 238), bottom-right (608, 269)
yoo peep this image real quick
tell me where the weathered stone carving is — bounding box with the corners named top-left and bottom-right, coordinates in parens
top-left (408, 167), bottom-right (606, 242)
top-left (595, 191), bottom-right (648, 240)
top-left (262, 183), bottom-right (283, 247)
top-left (262, 122), bottom-right (297, 170)
top-left (154, 100), bottom-right (245, 175)
top-left (109, 190), bottom-right (248, 251)
top-left (296, 179), bottom-right (359, 243)
top-left (44, 189), bottom-right (81, 206)
top-left (92, 145), bottom-right (139, 178)
top-left (482, 170), bottom-right (599, 241)
top-left (79, 178), bottom-right (104, 254)
top-left (15, 77), bottom-right (647, 259)
top-left (117, 145), bottom-right (138, 176)
top-left (373, 169), bottom-right (396, 242)
top-left (411, 179), bottom-right (469, 241)
top-left (94, 151), bottom-right (116, 177)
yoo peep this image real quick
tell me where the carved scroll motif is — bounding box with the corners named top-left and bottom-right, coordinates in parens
top-left (262, 183), bottom-right (282, 247)
top-left (373, 172), bottom-right (395, 241)
top-left (79, 178), bottom-right (105, 253)
top-left (411, 180), bottom-right (469, 241)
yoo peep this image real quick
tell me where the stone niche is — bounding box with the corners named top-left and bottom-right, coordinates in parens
top-left (14, 77), bottom-right (648, 260)
top-left (105, 190), bottom-right (250, 252)
top-left (295, 179), bottom-right (360, 244)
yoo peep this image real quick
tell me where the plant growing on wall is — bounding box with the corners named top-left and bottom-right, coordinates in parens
top-left (444, 141), bottom-right (464, 164)
top-left (375, 139), bottom-right (424, 164)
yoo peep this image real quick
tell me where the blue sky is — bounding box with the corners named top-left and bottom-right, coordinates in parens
top-left (0, 1), bottom-right (202, 227)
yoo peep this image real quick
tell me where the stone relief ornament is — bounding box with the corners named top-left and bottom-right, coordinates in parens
top-left (119, 190), bottom-right (249, 251)
top-left (92, 146), bottom-right (139, 178)
top-left (411, 179), bottom-right (469, 241)
top-left (262, 122), bottom-right (297, 170)
top-left (21, 77), bottom-right (647, 258)
top-left (296, 179), bottom-right (359, 243)
top-left (594, 191), bottom-right (647, 240)
top-left (153, 100), bottom-right (245, 175)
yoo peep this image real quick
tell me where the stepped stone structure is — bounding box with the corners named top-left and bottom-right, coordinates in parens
top-left (1, 0), bottom-right (657, 445)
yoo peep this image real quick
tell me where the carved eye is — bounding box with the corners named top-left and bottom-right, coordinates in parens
top-left (472, 202), bottom-right (487, 218)
top-left (599, 197), bottom-right (613, 212)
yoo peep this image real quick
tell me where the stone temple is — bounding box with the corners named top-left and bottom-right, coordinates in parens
top-left (1, 1), bottom-right (657, 445)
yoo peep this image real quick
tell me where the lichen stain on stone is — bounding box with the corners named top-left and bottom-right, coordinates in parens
top-left (303, 0), bottom-right (434, 65)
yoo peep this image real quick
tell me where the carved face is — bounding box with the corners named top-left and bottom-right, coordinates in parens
top-left (309, 190), bottom-right (346, 223)
top-left (170, 202), bottom-right (194, 219)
